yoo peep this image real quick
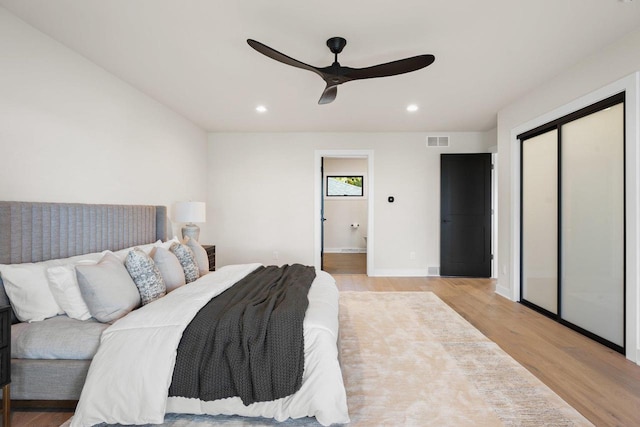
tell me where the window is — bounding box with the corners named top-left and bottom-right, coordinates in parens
top-left (326, 176), bottom-right (364, 197)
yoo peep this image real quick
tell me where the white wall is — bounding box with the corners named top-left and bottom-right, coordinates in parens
top-left (323, 158), bottom-right (368, 252)
top-left (205, 132), bottom-right (493, 275)
top-left (0, 6), bottom-right (208, 234)
top-left (496, 26), bottom-right (640, 362)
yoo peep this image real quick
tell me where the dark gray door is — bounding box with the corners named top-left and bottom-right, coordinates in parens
top-left (440, 154), bottom-right (492, 277)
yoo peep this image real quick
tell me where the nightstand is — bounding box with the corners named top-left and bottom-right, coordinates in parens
top-left (202, 245), bottom-right (215, 271)
top-left (0, 306), bottom-right (10, 427)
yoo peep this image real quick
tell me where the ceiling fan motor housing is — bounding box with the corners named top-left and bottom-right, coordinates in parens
top-left (327, 37), bottom-right (347, 54)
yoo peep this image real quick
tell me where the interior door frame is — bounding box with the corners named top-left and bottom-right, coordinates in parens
top-left (320, 157), bottom-right (325, 270)
top-left (440, 153), bottom-right (493, 277)
top-left (314, 150), bottom-right (374, 275)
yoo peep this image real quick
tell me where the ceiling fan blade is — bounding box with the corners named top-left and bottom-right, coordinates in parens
top-left (249, 37), bottom-right (435, 105)
top-left (318, 85), bottom-right (338, 105)
top-left (342, 54), bottom-right (435, 81)
top-left (247, 39), bottom-right (322, 76)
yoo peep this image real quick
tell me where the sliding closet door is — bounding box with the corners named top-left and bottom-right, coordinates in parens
top-left (560, 103), bottom-right (624, 347)
top-left (520, 93), bottom-right (625, 353)
top-left (521, 129), bottom-right (558, 314)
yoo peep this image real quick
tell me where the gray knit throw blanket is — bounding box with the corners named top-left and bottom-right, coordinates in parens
top-left (168, 264), bottom-right (316, 405)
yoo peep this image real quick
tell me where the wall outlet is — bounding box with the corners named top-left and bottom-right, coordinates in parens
top-left (273, 251), bottom-right (279, 260)
top-left (410, 251), bottom-right (416, 260)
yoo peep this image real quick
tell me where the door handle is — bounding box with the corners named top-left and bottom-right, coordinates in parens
top-left (442, 219), bottom-right (451, 223)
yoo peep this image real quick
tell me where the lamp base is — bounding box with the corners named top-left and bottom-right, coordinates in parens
top-left (181, 223), bottom-right (200, 242)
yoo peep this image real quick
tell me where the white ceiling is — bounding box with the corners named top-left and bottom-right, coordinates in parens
top-left (2, 0), bottom-right (640, 132)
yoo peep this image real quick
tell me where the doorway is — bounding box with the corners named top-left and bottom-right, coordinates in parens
top-left (322, 157), bottom-right (368, 274)
top-left (314, 150), bottom-right (374, 275)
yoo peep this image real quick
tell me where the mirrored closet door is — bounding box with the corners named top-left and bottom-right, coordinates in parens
top-left (520, 93), bottom-right (625, 353)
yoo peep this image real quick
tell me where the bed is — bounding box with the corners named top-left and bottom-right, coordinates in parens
top-left (0, 201), bottom-right (349, 426)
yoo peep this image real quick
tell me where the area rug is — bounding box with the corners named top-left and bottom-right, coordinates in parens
top-left (64, 291), bottom-right (592, 426)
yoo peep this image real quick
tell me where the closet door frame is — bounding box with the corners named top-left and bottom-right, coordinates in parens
top-left (519, 92), bottom-right (626, 354)
top-left (520, 128), bottom-right (559, 318)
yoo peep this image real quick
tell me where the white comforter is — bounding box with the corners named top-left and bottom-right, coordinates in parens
top-left (71, 264), bottom-right (349, 427)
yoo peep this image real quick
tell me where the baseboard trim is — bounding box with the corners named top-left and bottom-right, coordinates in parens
top-left (372, 269), bottom-right (429, 277)
top-left (324, 248), bottom-right (367, 254)
top-left (495, 284), bottom-right (514, 301)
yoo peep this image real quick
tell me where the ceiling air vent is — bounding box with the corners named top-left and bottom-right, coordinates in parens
top-left (426, 136), bottom-right (449, 148)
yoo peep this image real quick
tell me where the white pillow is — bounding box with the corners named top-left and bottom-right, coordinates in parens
top-left (0, 263), bottom-right (64, 322)
top-left (48, 251), bottom-right (105, 266)
top-left (150, 247), bottom-right (186, 292)
top-left (112, 241), bottom-right (160, 262)
top-left (184, 236), bottom-right (209, 276)
top-left (46, 263), bottom-right (94, 321)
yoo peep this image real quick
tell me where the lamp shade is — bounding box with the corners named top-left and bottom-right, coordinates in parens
top-left (173, 202), bottom-right (206, 223)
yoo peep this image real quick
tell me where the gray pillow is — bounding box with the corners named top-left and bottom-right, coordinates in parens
top-left (150, 247), bottom-right (186, 292)
top-left (76, 252), bottom-right (141, 323)
top-left (184, 237), bottom-right (209, 276)
top-left (169, 243), bottom-right (199, 283)
top-left (125, 248), bottom-right (166, 305)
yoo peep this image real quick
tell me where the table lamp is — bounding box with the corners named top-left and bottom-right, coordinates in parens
top-left (173, 201), bottom-right (206, 241)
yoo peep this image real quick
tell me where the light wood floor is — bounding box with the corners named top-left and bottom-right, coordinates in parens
top-left (11, 275), bottom-right (640, 427)
top-left (322, 253), bottom-right (366, 274)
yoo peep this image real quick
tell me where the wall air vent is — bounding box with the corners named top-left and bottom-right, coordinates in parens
top-left (426, 136), bottom-right (449, 148)
top-left (427, 266), bottom-right (440, 276)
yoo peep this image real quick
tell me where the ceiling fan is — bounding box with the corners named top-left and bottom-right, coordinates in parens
top-left (247, 37), bottom-right (435, 105)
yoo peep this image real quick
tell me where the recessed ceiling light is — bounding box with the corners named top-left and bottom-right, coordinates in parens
top-left (256, 105), bottom-right (268, 113)
top-left (406, 104), bottom-right (419, 112)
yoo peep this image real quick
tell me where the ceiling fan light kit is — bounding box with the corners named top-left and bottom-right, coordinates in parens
top-left (247, 37), bottom-right (435, 105)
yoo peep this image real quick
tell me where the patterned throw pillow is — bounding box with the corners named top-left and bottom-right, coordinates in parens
top-left (125, 248), bottom-right (166, 305)
top-left (169, 243), bottom-right (199, 283)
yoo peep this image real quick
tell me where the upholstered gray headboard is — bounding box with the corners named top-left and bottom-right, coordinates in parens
top-left (0, 201), bottom-right (167, 264)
